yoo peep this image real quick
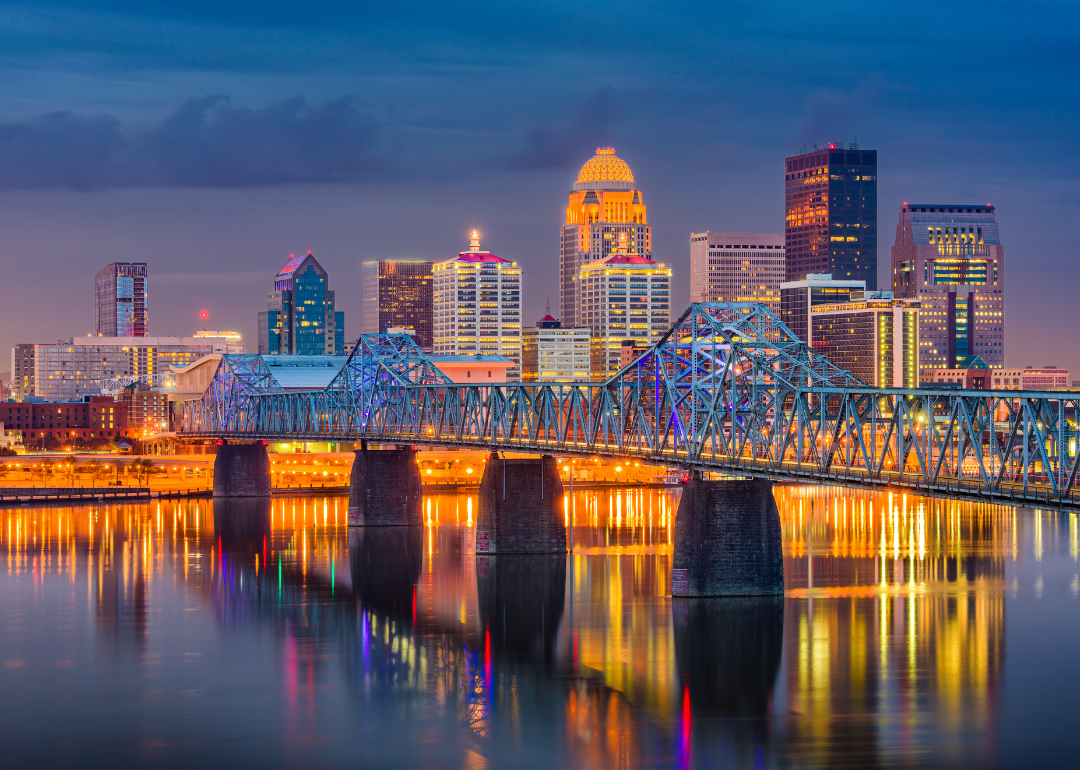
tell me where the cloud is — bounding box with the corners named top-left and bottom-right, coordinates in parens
top-left (509, 88), bottom-right (624, 171)
top-left (0, 95), bottom-right (386, 190)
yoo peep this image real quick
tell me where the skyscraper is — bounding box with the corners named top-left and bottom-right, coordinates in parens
top-left (433, 233), bottom-right (522, 379)
top-left (578, 232), bottom-right (670, 380)
top-left (361, 260), bottom-right (434, 352)
top-left (560, 147), bottom-right (650, 328)
top-left (689, 231), bottom-right (785, 314)
top-left (258, 252), bottom-right (345, 356)
top-left (779, 274), bottom-right (866, 344)
top-left (785, 144), bottom-right (877, 288)
top-left (890, 203), bottom-right (1005, 376)
top-left (95, 262), bottom-right (148, 337)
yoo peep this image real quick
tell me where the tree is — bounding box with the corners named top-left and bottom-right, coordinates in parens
top-left (132, 458), bottom-right (156, 486)
top-left (112, 460), bottom-right (125, 486)
top-left (38, 460), bottom-right (55, 486)
top-left (64, 455), bottom-right (78, 486)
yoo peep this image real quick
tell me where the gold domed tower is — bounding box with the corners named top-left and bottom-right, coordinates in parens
top-left (559, 147), bottom-right (651, 327)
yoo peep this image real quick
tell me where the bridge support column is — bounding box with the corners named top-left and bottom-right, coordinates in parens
top-left (212, 441), bottom-right (271, 497)
top-left (477, 453), bottom-right (566, 554)
top-left (671, 476), bottom-right (783, 596)
top-left (348, 444), bottom-right (422, 526)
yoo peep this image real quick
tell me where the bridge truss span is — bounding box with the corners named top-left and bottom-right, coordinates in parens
top-left (179, 304), bottom-right (1080, 509)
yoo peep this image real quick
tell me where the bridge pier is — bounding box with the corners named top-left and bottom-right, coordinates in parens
top-left (347, 443), bottom-right (422, 526)
top-left (477, 453), bottom-right (566, 554)
top-left (212, 441), bottom-right (271, 497)
top-left (671, 476), bottom-right (783, 596)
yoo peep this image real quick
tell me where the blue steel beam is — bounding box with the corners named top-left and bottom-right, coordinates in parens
top-left (179, 304), bottom-right (1080, 509)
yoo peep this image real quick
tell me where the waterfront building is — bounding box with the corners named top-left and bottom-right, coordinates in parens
top-left (810, 291), bottom-right (920, 387)
top-left (522, 311), bottom-right (591, 382)
top-left (119, 383), bottom-right (171, 435)
top-left (779, 273), bottom-right (865, 343)
top-left (24, 337), bottom-right (225, 401)
top-left (192, 330), bottom-right (244, 354)
top-left (258, 252), bottom-right (345, 356)
top-left (785, 144), bottom-right (877, 288)
top-left (560, 147), bottom-right (651, 328)
top-left (578, 232), bottom-right (671, 381)
top-left (890, 203), bottom-right (1005, 378)
top-left (361, 260), bottom-right (434, 352)
top-left (0, 396), bottom-right (128, 443)
top-left (10, 343), bottom-right (35, 400)
top-left (95, 262), bottom-right (148, 337)
top-left (689, 231), bottom-right (785, 314)
top-left (433, 233), bottom-right (522, 380)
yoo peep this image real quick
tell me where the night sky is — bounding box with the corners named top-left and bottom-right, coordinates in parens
top-left (1, 2), bottom-right (1077, 375)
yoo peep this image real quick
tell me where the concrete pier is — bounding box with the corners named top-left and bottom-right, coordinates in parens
top-left (477, 453), bottom-right (566, 554)
top-left (212, 441), bottom-right (271, 497)
top-left (671, 476), bottom-right (783, 596)
top-left (348, 444), bottom-right (422, 526)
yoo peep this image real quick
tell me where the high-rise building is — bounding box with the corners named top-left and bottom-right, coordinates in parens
top-left (810, 291), bottom-right (920, 388)
top-left (890, 203), bottom-right (1005, 377)
top-left (361, 260), bottom-right (434, 352)
top-left (258, 252), bottom-right (345, 356)
top-left (522, 310), bottom-right (591, 383)
top-left (785, 144), bottom-right (877, 288)
top-left (689, 231), bottom-right (785, 314)
top-left (560, 147), bottom-right (651, 328)
top-left (433, 233), bottom-right (522, 380)
top-left (779, 274), bottom-right (865, 343)
top-left (26, 337), bottom-right (222, 401)
top-left (95, 262), bottom-right (148, 337)
top-left (10, 344), bottom-right (35, 400)
top-left (578, 232), bottom-right (671, 381)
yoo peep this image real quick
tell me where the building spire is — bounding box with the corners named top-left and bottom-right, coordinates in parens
top-left (469, 231), bottom-right (481, 252)
top-left (545, 296), bottom-right (551, 316)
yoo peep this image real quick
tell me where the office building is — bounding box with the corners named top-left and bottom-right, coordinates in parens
top-left (690, 231), bottom-right (785, 313)
top-left (23, 336), bottom-right (223, 402)
top-left (119, 383), bottom-right (171, 435)
top-left (522, 311), bottom-right (591, 383)
top-left (258, 252), bottom-right (345, 356)
top-left (0, 397), bottom-right (128, 444)
top-left (361, 260), bottom-right (434, 352)
top-left (578, 232), bottom-right (671, 380)
top-left (560, 147), bottom-right (651, 328)
top-left (785, 144), bottom-right (877, 288)
top-left (779, 274), bottom-right (865, 343)
top-left (193, 330), bottom-right (244, 354)
top-left (810, 291), bottom-right (920, 388)
top-left (11, 343), bottom-right (35, 400)
top-left (890, 203), bottom-right (1005, 378)
top-left (924, 363), bottom-right (1067, 391)
top-left (95, 262), bottom-right (148, 337)
top-left (433, 233), bottom-right (522, 380)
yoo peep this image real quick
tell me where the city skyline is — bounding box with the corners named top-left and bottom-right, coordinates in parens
top-left (0, 4), bottom-right (1077, 376)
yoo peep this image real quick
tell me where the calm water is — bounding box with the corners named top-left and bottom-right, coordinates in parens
top-left (1, 487), bottom-right (1078, 768)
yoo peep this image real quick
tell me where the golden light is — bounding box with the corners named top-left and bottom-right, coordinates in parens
top-left (466, 468), bottom-right (473, 474)
top-left (426, 468), bottom-right (432, 475)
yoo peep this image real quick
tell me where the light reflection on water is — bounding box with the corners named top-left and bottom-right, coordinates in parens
top-left (0, 486), bottom-right (1077, 768)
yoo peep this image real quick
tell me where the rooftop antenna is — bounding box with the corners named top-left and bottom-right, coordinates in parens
top-left (200, 311), bottom-right (208, 331)
top-left (849, 135), bottom-right (859, 150)
top-left (545, 296), bottom-right (551, 316)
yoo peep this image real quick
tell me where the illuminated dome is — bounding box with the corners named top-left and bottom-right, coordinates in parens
top-left (574, 147), bottom-right (636, 191)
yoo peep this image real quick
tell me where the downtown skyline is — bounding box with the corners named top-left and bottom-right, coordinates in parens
top-left (0, 3), bottom-right (1077, 375)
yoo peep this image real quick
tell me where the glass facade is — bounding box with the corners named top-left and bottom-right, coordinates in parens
top-left (95, 263), bottom-right (148, 337)
top-left (779, 274), bottom-right (865, 344)
top-left (258, 253), bottom-right (345, 356)
top-left (361, 260), bottom-right (434, 352)
top-left (785, 147), bottom-right (877, 289)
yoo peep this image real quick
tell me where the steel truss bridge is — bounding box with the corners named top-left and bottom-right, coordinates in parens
top-left (178, 304), bottom-right (1080, 509)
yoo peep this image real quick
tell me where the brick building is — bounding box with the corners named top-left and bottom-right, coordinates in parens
top-left (0, 397), bottom-right (129, 444)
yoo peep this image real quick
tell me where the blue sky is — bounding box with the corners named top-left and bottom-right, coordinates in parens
top-left (1, 2), bottom-right (1078, 373)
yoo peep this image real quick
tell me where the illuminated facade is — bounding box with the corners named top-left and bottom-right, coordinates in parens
top-left (361, 260), bottom-right (434, 352)
top-left (890, 204), bottom-right (1005, 377)
top-left (560, 147), bottom-right (651, 328)
top-left (0, 396), bottom-right (128, 441)
top-left (810, 292), bottom-right (920, 387)
top-left (10, 343), bottom-right (35, 400)
top-left (779, 273), bottom-right (865, 344)
top-left (433, 233), bottom-right (522, 380)
top-left (192, 330), bottom-right (244, 354)
top-left (258, 252), bottom-right (345, 356)
top-left (119, 383), bottom-right (170, 435)
top-left (95, 262), bottom-right (148, 337)
top-left (522, 313), bottom-right (591, 382)
top-left (577, 232), bottom-right (670, 380)
top-left (690, 231), bottom-right (785, 313)
top-left (785, 145), bottom-right (877, 288)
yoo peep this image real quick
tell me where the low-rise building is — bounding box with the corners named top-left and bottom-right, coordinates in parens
top-left (925, 363), bottom-right (1071, 391)
top-left (0, 397), bottom-right (128, 444)
top-left (119, 383), bottom-right (171, 436)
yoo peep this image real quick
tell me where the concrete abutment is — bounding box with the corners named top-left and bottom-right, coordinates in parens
top-left (671, 476), bottom-right (784, 596)
top-left (348, 444), bottom-right (422, 526)
top-left (477, 453), bottom-right (566, 554)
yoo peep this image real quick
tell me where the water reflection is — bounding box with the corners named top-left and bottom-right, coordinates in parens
top-left (0, 487), bottom-right (1076, 767)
